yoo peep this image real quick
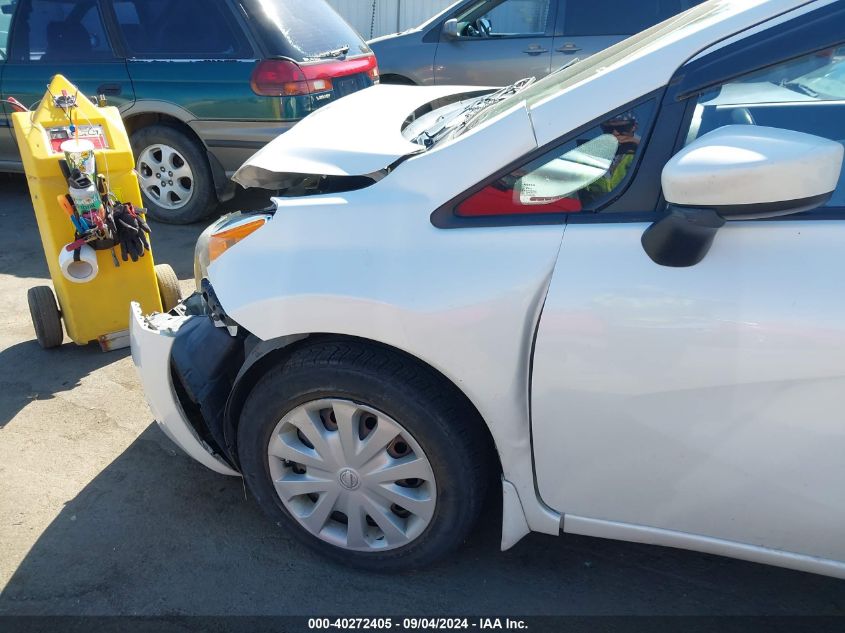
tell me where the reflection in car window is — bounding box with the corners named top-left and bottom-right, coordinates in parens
top-left (113, 0), bottom-right (251, 59)
top-left (458, 0), bottom-right (552, 37)
top-left (686, 45), bottom-right (845, 209)
top-left (11, 0), bottom-right (113, 62)
top-left (457, 102), bottom-right (654, 217)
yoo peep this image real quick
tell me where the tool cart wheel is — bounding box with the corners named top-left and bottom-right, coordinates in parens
top-left (155, 264), bottom-right (183, 312)
top-left (27, 286), bottom-right (64, 349)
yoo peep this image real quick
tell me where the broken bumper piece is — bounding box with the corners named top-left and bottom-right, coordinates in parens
top-left (130, 301), bottom-right (240, 477)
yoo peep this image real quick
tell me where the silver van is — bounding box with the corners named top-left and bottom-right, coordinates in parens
top-left (370, 0), bottom-right (704, 86)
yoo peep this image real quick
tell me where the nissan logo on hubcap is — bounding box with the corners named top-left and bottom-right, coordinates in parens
top-left (338, 468), bottom-right (361, 490)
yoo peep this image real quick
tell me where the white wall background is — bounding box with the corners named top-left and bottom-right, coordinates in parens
top-left (326, 0), bottom-right (457, 40)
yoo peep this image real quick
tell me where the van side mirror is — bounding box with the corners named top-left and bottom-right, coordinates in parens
top-left (643, 125), bottom-right (844, 267)
top-left (443, 19), bottom-right (459, 38)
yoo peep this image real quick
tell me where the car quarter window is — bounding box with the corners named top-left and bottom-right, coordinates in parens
top-left (685, 45), bottom-right (845, 209)
top-left (456, 101), bottom-right (654, 217)
top-left (563, 0), bottom-right (705, 37)
top-left (457, 0), bottom-right (553, 37)
top-left (10, 0), bottom-right (114, 62)
top-left (110, 0), bottom-right (251, 59)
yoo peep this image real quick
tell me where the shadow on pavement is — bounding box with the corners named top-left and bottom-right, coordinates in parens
top-left (0, 339), bottom-right (128, 429)
top-left (1, 426), bottom-right (843, 616)
top-left (0, 174), bottom-right (50, 280)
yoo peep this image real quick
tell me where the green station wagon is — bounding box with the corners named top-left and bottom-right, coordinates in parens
top-left (0, 0), bottom-right (378, 223)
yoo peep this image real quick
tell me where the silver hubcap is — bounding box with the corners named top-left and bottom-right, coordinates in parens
top-left (137, 144), bottom-right (194, 211)
top-left (267, 399), bottom-right (437, 552)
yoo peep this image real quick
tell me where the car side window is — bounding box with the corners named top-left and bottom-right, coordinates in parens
top-left (0, 1), bottom-right (15, 59)
top-left (111, 0), bottom-right (252, 59)
top-left (685, 46), bottom-right (845, 209)
top-left (456, 101), bottom-right (654, 217)
top-left (457, 0), bottom-right (552, 38)
top-left (10, 0), bottom-right (114, 62)
top-left (563, 0), bottom-right (704, 37)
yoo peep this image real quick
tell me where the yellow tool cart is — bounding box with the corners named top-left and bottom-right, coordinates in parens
top-left (12, 75), bottom-right (182, 351)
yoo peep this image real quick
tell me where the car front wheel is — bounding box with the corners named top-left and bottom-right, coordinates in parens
top-left (237, 339), bottom-right (492, 570)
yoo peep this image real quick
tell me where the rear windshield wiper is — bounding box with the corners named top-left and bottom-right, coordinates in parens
top-left (310, 45), bottom-right (350, 60)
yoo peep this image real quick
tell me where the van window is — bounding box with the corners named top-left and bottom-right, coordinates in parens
top-left (10, 0), bottom-right (114, 62)
top-left (458, 0), bottom-right (553, 37)
top-left (111, 0), bottom-right (252, 59)
top-left (686, 46), bottom-right (845, 209)
top-left (564, 0), bottom-right (705, 37)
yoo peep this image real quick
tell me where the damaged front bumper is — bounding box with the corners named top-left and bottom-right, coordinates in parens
top-left (130, 301), bottom-right (241, 477)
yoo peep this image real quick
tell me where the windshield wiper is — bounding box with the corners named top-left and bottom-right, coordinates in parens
top-left (311, 45), bottom-right (350, 59)
top-left (417, 77), bottom-right (538, 148)
top-left (784, 81), bottom-right (819, 98)
top-left (548, 56), bottom-right (581, 77)
top-left (454, 58), bottom-right (582, 137)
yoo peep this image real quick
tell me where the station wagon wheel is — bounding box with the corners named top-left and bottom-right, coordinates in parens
top-left (138, 144), bottom-right (194, 211)
top-left (238, 339), bottom-right (493, 571)
top-left (131, 125), bottom-right (216, 225)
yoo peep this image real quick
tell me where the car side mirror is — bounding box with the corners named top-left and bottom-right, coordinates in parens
top-left (443, 19), bottom-right (459, 39)
top-left (642, 125), bottom-right (844, 267)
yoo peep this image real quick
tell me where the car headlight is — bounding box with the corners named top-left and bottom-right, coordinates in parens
top-left (194, 212), bottom-right (272, 290)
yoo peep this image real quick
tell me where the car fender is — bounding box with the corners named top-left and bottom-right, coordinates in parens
top-left (210, 103), bottom-right (563, 539)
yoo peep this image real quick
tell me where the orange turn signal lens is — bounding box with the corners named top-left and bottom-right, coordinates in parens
top-left (208, 217), bottom-right (268, 263)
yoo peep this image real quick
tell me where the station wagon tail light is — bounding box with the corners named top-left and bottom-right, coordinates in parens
top-left (251, 55), bottom-right (379, 97)
top-left (208, 216), bottom-right (269, 263)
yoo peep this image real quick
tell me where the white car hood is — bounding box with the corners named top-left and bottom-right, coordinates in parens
top-left (232, 84), bottom-right (490, 189)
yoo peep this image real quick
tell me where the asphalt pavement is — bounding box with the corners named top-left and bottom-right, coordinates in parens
top-left (0, 174), bottom-right (843, 616)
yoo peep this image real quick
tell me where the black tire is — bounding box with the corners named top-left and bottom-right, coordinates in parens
top-left (27, 286), bottom-right (63, 349)
top-left (238, 339), bottom-right (492, 571)
top-left (154, 263), bottom-right (182, 311)
top-left (131, 124), bottom-right (217, 225)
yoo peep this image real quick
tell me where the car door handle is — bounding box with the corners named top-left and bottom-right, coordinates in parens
top-left (523, 46), bottom-right (549, 56)
top-left (97, 83), bottom-right (122, 96)
top-left (556, 43), bottom-right (581, 53)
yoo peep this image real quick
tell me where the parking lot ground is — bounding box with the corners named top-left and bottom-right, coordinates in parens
top-left (0, 174), bottom-right (843, 616)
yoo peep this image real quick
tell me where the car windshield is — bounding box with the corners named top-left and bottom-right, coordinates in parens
top-left (453, 0), bottom-right (731, 138)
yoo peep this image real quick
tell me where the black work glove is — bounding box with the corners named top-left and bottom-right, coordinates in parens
top-left (112, 203), bottom-right (151, 262)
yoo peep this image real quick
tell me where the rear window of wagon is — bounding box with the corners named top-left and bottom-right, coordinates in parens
top-left (239, 0), bottom-right (371, 61)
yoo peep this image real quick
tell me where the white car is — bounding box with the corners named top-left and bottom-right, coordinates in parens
top-left (132, 0), bottom-right (845, 577)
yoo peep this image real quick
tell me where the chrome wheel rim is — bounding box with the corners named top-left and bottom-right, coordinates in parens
top-left (137, 144), bottom-right (194, 211)
top-left (267, 399), bottom-right (437, 552)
